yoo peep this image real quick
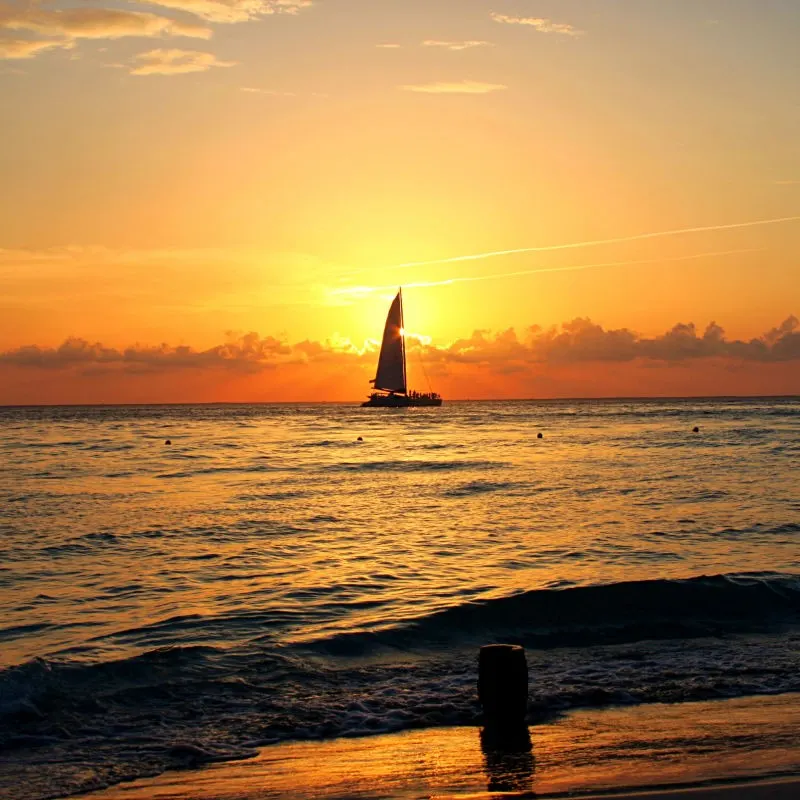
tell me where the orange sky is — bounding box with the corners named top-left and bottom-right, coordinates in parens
top-left (1, 0), bottom-right (799, 402)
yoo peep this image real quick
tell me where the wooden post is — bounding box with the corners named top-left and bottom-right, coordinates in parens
top-left (478, 644), bottom-right (528, 727)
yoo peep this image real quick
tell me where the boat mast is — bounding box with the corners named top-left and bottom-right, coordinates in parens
top-left (399, 286), bottom-right (407, 394)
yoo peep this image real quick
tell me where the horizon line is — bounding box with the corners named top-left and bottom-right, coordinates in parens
top-left (2, 394), bottom-right (798, 409)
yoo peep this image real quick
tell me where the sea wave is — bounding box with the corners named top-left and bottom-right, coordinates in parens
top-left (323, 459), bottom-right (508, 473)
top-left (2, 575), bottom-right (800, 799)
top-left (299, 572), bottom-right (800, 655)
top-left (443, 480), bottom-right (520, 497)
top-left (295, 439), bottom-right (363, 448)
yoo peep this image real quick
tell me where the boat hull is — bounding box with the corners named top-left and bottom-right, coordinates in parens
top-left (361, 394), bottom-right (442, 408)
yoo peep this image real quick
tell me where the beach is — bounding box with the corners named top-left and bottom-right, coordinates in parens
top-left (69, 694), bottom-right (800, 799)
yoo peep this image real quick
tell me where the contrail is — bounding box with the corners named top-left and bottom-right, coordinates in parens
top-left (375, 214), bottom-right (800, 272)
top-left (331, 247), bottom-right (759, 297)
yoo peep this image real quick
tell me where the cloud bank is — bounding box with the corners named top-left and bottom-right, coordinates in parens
top-left (436, 317), bottom-right (800, 369)
top-left (3, 318), bottom-right (798, 376)
top-left (0, 332), bottom-right (298, 373)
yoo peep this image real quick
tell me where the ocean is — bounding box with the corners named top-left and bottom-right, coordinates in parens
top-left (1, 399), bottom-right (798, 799)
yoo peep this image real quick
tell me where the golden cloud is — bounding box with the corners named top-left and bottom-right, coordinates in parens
top-left (490, 13), bottom-right (583, 37)
top-left (0, 1), bottom-right (310, 62)
top-left (240, 86), bottom-right (295, 95)
top-left (0, 5), bottom-right (212, 62)
top-left (0, 35), bottom-right (71, 59)
top-left (401, 80), bottom-right (507, 94)
top-left (3, 318), bottom-right (798, 376)
top-left (130, 48), bottom-right (236, 75)
top-left (130, 0), bottom-right (312, 24)
top-left (422, 40), bottom-right (493, 51)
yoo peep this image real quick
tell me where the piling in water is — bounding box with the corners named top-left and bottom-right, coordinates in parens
top-left (478, 644), bottom-right (528, 727)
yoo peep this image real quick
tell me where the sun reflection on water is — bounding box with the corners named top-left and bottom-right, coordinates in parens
top-left (0, 399), bottom-right (797, 667)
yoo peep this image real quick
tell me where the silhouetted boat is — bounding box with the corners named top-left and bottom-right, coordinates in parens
top-left (362, 288), bottom-right (442, 408)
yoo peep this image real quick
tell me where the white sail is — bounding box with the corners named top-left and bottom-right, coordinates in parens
top-left (372, 290), bottom-right (406, 394)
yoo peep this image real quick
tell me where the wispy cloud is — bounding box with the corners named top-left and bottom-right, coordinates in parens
top-left (0, 5), bottom-right (212, 60)
top-left (0, 1), bottom-right (312, 61)
top-left (401, 80), bottom-right (506, 94)
top-left (376, 42), bottom-right (400, 49)
top-left (0, 36), bottom-right (72, 60)
top-left (130, 48), bottom-right (236, 75)
top-left (368, 214), bottom-right (800, 272)
top-left (332, 249), bottom-right (760, 298)
top-left (422, 40), bottom-right (492, 51)
top-left (241, 86), bottom-right (295, 96)
top-left (130, 0), bottom-right (312, 24)
top-left (490, 12), bottom-right (583, 37)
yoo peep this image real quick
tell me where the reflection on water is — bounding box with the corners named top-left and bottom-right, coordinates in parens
top-left (480, 724), bottom-right (535, 793)
top-left (2, 399), bottom-right (797, 666)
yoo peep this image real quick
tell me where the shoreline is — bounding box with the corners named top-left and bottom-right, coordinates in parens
top-left (559, 777), bottom-right (800, 800)
top-left (71, 694), bottom-right (800, 800)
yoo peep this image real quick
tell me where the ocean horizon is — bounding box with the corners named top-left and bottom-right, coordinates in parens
top-left (3, 393), bottom-right (799, 409)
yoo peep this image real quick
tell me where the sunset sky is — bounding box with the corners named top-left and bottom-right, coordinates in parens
top-left (2, 0), bottom-right (799, 403)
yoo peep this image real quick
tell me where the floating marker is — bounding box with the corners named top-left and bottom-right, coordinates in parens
top-left (165, 439), bottom-right (171, 445)
top-left (478, 644), bottom-right (528, 727)
top-left (537, 433), bottom-right (543, 439)
top-left (693, 426), bottom-right (699, 433)
top-left (357, 436), bottom-right (363, 441)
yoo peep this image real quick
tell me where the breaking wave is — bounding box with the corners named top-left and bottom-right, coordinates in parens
top-left (301, 572), bottom-right (800, 655)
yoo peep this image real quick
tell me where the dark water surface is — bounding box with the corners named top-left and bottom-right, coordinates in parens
top-left (1, 399), bottom-right (798, 798)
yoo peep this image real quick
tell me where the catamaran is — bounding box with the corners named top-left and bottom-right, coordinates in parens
top-left (362, 288), bottom-right (442, 408)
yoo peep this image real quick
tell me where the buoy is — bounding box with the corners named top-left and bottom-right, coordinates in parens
top-left (692, 426), bottom-right (699, 433)
top-left (478, 644), bottom-right (528, 727)
top-left (537, 433), bottom-right (543, 439)
top-left (357, 436), bottom-right (363, 441)
top-left (165, 439), bottom-right (171, 445)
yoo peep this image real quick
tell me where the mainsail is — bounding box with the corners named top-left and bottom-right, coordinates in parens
top-left (372, 290), bottom-right (406, 394)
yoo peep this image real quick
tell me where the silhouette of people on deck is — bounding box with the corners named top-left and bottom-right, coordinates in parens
top-left (368, 390), bottom-right (440, 401)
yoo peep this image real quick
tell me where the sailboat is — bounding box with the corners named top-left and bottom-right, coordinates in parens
top-left (362, 288), bottom-right (442, 408)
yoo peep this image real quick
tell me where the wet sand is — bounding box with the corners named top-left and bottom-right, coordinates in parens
top-left (74, 694), bottom-right (799, 800)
